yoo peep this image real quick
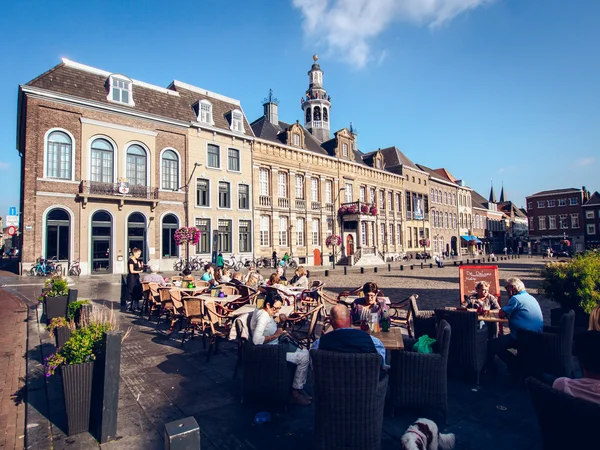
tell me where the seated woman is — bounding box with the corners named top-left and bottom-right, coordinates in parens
top-left (181, 269), bottom-right (194, 282)
top-left (200, 264), bottom-right (216, 286)
top-left (462, 281), bottom-right (500, 310)
top-left (220, 267), bottom-right (232, 283)
top-left (267, 273), bottom-right (296, 305)
top-left (351, 282), bottom-right (388, 323)
top-left (291, 266), bottom-right (309, 289)
top-left (250, 295), bottom-right (311, 405)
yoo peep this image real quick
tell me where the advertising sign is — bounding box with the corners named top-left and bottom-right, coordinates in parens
top-left (6, 215), bottom-right (18, 227)
top-left (413, 195), bottom-right (424, 220)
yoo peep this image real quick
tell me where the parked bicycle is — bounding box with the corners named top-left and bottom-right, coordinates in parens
top-left (30, 256), bottom-right (62, 277)
top-left (224, 254), bottom-right (244, 271)
top-left (68, 258), bottom-right (81, 276)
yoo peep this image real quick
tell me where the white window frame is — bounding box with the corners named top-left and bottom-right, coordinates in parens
top-left (230, 109), bottom-right (245, 133)
top-left (570, 197), bottom-right (578, 206)
top-left (296, 218), bottom-right (305, 246)
top-left (198, 100), bottom-right (214, 125)
top-left (259, 168), bottom-right (269, 196)
top-left (361, 222), bottom-right (367, 246)
top-left (295, 175), bottom-right (304, 200)
top-left (587, 224), bottom-right (596, 235)
top-left (311, 178), bottom-right (319, 202)
top-left (538, 216), bottom-right (546, 230)
top-left (218, 181), bottom-right (231, 209)
top-left (359, 186), bottom-right (365, 202)
top-left (558, 198), bottom-right (567, 207)
top-left (547, 199), bottom-right (555, 207)
top-left (312, 219), bottom-right (320, 246)
top-left (388, 192), bottom-right (393, 211)
top-left (380, 223), bottom-right (385, 244)
top-left (389, 224), bottom-right (394, 245)
top-left (44, 128), bottom-right (76, 181)
top-left (370, 188), bottom-right (376, 204)
top-left (227, 148), bottom-right (241, 172)
top-left (206, 144), bottom-right (220, 169)
top-left (196, 178), bottom-right (210, 207)
top-left (293, 133), bottom-right (300, 146)
top-left (586, 210), bottom-right (595, 219)
top-left (571, 213), bottom-right (580, 228)
top-left (124, 141), bottom-right (150, 187)
top-left (259, 215), bottom-right (270, 247)
top-left (548, 215), bottom-right (556, 230)
top-left (278, 172), bottom-right (287, 198)
top-left (396, 224), bottom-right (401, 245)
top-left (325, 180), bottom-right (332, 204)
top-left (159, 148), bottom-right (181, 191)
top-left (342, 143), bottom-right (348, 157)
top-left (238, 183), bottom-right (250, 210)
top-left (279, 216), bottom-right (288, 246)
top-left (345, 183), bottom-right (352, 203)
top-left (107, 75), bottom-right (134, 106)
top-left (537, 201), bottom-right (545, 208)
top-left (88, 135), bottom-right (118, 184)
top-left (559, 214), bottom-right (568, 229)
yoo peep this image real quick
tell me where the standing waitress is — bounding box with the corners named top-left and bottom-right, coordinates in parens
top-left (127, 248), bottom-right (144, 311)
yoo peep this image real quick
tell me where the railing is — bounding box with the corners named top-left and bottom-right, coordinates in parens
top-left (353, 248), bottom-right (362, 265)
top-left (79, 181), bottom-right (158, 199)
top-left (278, 197), bottom-right (289, 208)
top-left (377, 249), bottom-right (385, 261)
top-left (311, 201), bottom-right (321, 211)
top-left (295, 199), bottom-right (306, 210)
top-left (324, 203), bottom-right (334, 213)
top-left (259, 195), bottom-right (271, 207)
top-left (339, 201), bottom-right (377, 216)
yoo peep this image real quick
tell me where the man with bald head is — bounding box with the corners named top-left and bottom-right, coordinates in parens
top-left (311, 304), bottom-right (387, 368)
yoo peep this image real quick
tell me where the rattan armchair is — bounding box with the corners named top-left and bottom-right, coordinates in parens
top-left (286, 304), bottom-right (324, 349)
top-left (242, 341), bottom-right (292, 407)
top-left (203, 299), bottom-right (233, 362)
top-left (410, 296), bottom-right (436, 339)
top-left (180, 297), bottom-right (206, 348)
top-left (518, 310), bottom-right (575, 378)
top-left (390, 320), bottom-right (451, 422)
top-left (297, 280), bottom-right (325, 312)
top-left (435, 308), bottom-right (487, 384)
top-left (388, 294), bottom-right (415, 338)
top-left (526, 377), bottom-right (600, 449)
top-left (310, 349), bottom-right (388, 450)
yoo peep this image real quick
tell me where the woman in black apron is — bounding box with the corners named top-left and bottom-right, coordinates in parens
top-left (127, 248), bottom-right (144, 311)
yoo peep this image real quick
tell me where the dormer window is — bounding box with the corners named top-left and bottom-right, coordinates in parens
top-left (107, 75), bottom-right (134, 106)
top-left (198, 100), bottom-right (214, 125)
top-left (230, 109), bottom-right (244, 133)
top-left (342, 143), bottom-right (348, 157)
top-left (293, 133), bottom-right (300, 146)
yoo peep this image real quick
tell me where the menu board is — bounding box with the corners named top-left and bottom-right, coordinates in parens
top-left (459, 265), bottom-right (500, 305)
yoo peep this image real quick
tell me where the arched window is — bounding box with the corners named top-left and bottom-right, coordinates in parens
top-left (323, 107), bottom-right (328, 122)
top-left (162, 214), bottom-right (179, 258)
top-left (313, 106), bottom-right (321, 121)
top-left (91, 210), bottom-right (112, 272)
top-left (305, 107), bottom-right (311, 123)
top-left (127, 145), bottom-right (147, 186)
top-left (459, 213), bottom-right (464, 228)
top-left (46, 131), bottom-right (72, 179)
top-left (161, 150), bottom-right (179, 190)
top-left (46, 208), bottom-right (70, 260)
top-left (127, 213), bottom-right (146, 257)
top-left (91, 138), bottom-right (114, 183)
top-left (430, 188), bottom-right (434, 202)
top-left (445, 212), bottom-right (449, 229)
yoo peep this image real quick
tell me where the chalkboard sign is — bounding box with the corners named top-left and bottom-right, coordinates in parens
top-left (459, 265), bottom-right (500, 306)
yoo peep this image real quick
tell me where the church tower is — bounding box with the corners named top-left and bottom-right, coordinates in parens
top-left (301, 55), bottom-right (331, 143)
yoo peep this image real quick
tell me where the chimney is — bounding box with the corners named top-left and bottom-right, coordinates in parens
top-left (262, 89), bottom-right (279, 125)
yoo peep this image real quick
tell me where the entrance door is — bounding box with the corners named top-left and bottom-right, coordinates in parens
top-left (91, 210), bottom-right (112, 273)
top-left (313, 248), bottom-right (321, 266)
top-left (46, 208), bottom-right (70, 261)
top-left (127, 213), bottom-right (147, 260)
top-left (346, 235), bottom-right (354, 256)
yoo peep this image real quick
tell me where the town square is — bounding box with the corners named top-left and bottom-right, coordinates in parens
top-left (0, 1), bottom-right (599, 449)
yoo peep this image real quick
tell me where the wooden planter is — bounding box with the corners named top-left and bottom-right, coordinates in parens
top-left (44, 296), bottom-right (69, 324)
top-left (55, 326), bottom-right (72, 348)
top-left (61, 361), bottom-right (94, 436)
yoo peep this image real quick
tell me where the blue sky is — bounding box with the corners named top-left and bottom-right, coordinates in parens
top-left (1, 0), bottom-right (599, 225)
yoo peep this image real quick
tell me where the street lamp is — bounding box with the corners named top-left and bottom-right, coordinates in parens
top-left (179, 162), bottom-right (203, 260)
top-left (331, 187), bottom-right (345, 269)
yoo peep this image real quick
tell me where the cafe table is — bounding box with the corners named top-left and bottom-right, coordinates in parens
top-left (341, 296), bottom-right (392, 306)
top-left (372, 328), bottom-right (404, 351)
top-left (230, 304), bottom-right (293, 317)
top-left (198, 294), bottom-right (242, 304)
top-left (170, 286), bottom-right (208, 295)
top-left (445, 307), bottom-right (508, 335)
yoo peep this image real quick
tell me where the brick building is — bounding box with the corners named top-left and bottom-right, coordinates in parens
top-left (17, 59), bottom-right (253, 274)
top-left (583, 191), bottom-right (600, 250)
top-left (526, 187), bottom-right (589, 253)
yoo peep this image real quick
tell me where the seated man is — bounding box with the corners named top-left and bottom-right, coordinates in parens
top-left (553, 331), bottom-right (600, 405)
top-left (141, 265), bottom-right (166, 286)
top-left (312, 304), bottom-right (387, 369)
top-left (488, 277), bottom-right (543, 370)
top-left (230, 271), bottom-right (245, 286)
top-left (250, 295), bottom-right (311, 405)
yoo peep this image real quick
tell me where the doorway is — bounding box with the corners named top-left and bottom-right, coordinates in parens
top-left (45, 208), bottom-right (70, 261)
top-left (346, 235), bottom-right (354, 256)
top-left (127, 213), bottom-right (147, 260)
top-left (91, 210), bottom-right (112, 273)
top-left (313, 248), bottom-right (321, 266)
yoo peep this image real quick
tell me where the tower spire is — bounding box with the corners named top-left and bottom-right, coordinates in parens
top-left (489, 180), bottom-right (497, 203)
top-left (301, 55), bottom-right (331, 143)
top-left (499, 181), bottom-right (505, 202)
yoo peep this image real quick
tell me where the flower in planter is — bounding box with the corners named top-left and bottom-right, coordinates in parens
top-left (47, 317), bottom-right (75, 338)
top-left (325, 235), bottom-right (342, 247)
top-left (419, 238), bottom-right (430, 247)
top-left (174, 227), bottom-right (201, 246)
top-left (338, 205), bottom-right (348, 215)
top-left (369, 204), bottom-right (378, 216)
top-left (43, 275), bottom-right (69, 297)
top-left (560, 239), bottom-right (571, 247)
top-left (360, 204), bottom-right (369, 214)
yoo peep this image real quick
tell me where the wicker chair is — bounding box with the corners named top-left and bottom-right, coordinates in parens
top-left (310, 350), bottom-right (388, 450)
top-left (518, 310), bottom-right (575, 378)
top-left (410, 296), bottom-right (436, 339)
top-left (286, 304), bottom-right (324, 349)
top-left (390, 320), bottom-right (451, 422)
top-left (242, 341), bottom-right (292, 407)
top-left (526, 377), bottom-right (600, 449)
top-left (435, 308), bottom-right (487, 384)
top-left (203, 299), bottom-right (233, 362)
top-left (297, 280), bottom-right (325, 311)
top-left (388, 295), bottom-right (415, 338)
top-left (180, 297), bottom-right (206, 348)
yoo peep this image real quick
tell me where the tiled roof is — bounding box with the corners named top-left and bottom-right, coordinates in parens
top-left (471, 190), bottom-right (489, 209)
top-left (527, 188), bottom-right (580, 197)
top-left (433, 168), bottom-right (457, 183)
top-left (25, 59), bottom-right (253, 136)
top-left (376, 146), bottom-right (420, 171)
top-left (250, 116), bottom-right (327, 155)
top-left (584, 191), bottom-right (600, 206)
top-left (498, 201), bottom-right (528, 219)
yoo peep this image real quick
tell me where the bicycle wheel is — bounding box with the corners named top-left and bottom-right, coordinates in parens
top-left (288, 260), bottom-right (298, 269)
top-left (256, 258), bottom-right (264, 268)
top-left (173, 260), bottom-right (182, 272)
top-left (29, 267), bottom-right (37, 276)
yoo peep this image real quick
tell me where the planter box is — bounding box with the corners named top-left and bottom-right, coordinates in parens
top-left (55, 326), bottom-right (72, 348)
top-left (74, 303), bottom-right (92, 328)
top-left (44, 296), bottom-right (69, 324)
top-left (62, 361), bottom-right (94, 436)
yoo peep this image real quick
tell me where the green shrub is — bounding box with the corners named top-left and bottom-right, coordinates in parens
top-left (46, 317), bottom-right (75, 338)
top-left (44, 275), bottom-right (69, 297)
top-left (67, 299), bottom-right (90, 321)
top-left (540, 250), bottom-right (600, 313)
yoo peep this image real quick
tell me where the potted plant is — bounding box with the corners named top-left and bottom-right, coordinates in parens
top-left (45, 306), bottom-right (117, 436)
top-left (68, 299), bottom-right (91, 327)
top-left (40, 275), bottom-right (71, 323)
top-left (540, 250), bottom-right (600, 329)
top-left (47, 316), bottom-right (76, 348)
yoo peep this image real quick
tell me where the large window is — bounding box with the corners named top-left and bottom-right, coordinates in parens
top-left (259, 215), bottom-right (270, 247)
top-left (295, 175), bottom-right (304, 199)
top-left (396, 224), bottom-right (402, 246)
top-left (559, 214), bottom-right (568, 229)
top-left (547, 199), bottom-right (555, 207)
top-left (361, 222), bottom-right (367, 246)
top-left (207, 144), bottom-right (220, 168)
top-left (195, 219), bottom-right (210, 253)
top-left (325, 180), bottom-right (332, 203)
top-left (46, 208), bottom-right (70, 260)
top-left (296, 218), bottom-right (305, 246)
top-left (278, 172), bottom-right (287, 198)
top-left (389, 224), bottom-right (394, 245)
top-left (359, 186), bottom-right (365, 202)
top-left (161, 150), bottom-right (179, 190)
top-left (239, 220), bottom-right (251, 252)
top-left (345, 183), bottom-right (352, 203)
top-left (161, 214), bottom-right (179, 258)
top-left (342, 143), bottom-right (348, 156)
top-left (548, 215), bottom-right (556, 229)
top-left (109, 76), bottom-right (132, 105)
top-left (218, 182), bottom-right (231, 208)
top-left (259, 168), bottom-right (270, 196)
top-left (312, 219), bottom-right (320, 246)
top-left (571, 214), bottom-right (580, 228)
top-left (388, 192), bottom-right (393, 211)
top-left (311, 178), bottom-right (319, 202)
top-left (238, 184), bottom-right (249, 210)
top-left (196, 179), bottom-right (210, 207)
top-left (46, 131), bottom-right (72, 179)
top-left (126, 145), bottom-right (147, 186)
top-left (380, 223), bottom-right (385, 245)
top-left (279, 216), bottom-right (288, 246)
top-left (91, 138), bottom-right (114, 183)
top-left (538, 216), bottom-right (546, 230)
top-left (217, 220), bottom-right (232, 252)
top-left (228, 148), bottom-right (240, 171)
top-left (370, 188), bottom-right (376, 204)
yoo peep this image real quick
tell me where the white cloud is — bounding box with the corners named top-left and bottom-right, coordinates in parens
top-left (574, 157), bottom-right (595, 167)
top-left (293, 0), bottom-right (495, 68)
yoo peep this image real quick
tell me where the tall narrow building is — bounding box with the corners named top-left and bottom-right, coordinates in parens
top-left (301, 55), bottom-right (331, 143)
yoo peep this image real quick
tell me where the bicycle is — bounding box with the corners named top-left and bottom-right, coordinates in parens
top-left (225, 254), bottom-right (243, 271)
top-left (68, 258), bottom-right (81, 276)
top-left (30, 256), bottom-right (62, 277)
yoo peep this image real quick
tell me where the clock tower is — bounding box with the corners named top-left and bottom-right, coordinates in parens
top-left (301, 55), bottom-right (331, 143)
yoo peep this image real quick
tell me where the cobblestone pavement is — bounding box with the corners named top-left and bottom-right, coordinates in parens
top-left (8, 257), bottom-right (552, 449)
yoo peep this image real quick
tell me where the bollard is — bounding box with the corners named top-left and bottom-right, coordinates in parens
top-left (165, 417), bottom-right (201, 450)
top-left (410, 265), bottom-right (414, 270)
top-left (454, 261), bottom-right (457, 266)
top-left (344, 266), bottom-right (347, 275)
top-left (420, 263), bottom-right (423, 269)
top-left (467, 259), bottom-right (469, 264)
top-left (400, 265), bottom-right (404, 271)
top-left (429, 263), bottom-right (433, 269)
top-left (360, 267), bottom-right (364, 274)
top-left (324, 270), bottom-right (329, 277)
top-left (374, 267), bottom-right (378, 273)
top-left (388, 264), bottom-right (391, 272)
top-left (90, 331), bottom-right (123, 444)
